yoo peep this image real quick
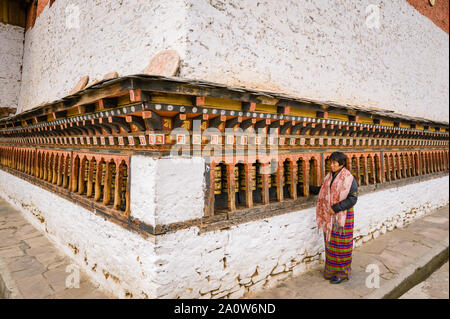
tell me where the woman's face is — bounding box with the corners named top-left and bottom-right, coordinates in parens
top-left (330, 160), bottom-right (343, 173)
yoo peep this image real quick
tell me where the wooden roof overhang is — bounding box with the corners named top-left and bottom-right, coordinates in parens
top-left (0, 74), bottom-right (448, 140)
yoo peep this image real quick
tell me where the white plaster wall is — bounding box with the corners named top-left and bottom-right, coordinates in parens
top-left (0, 22), bottom-right (24, 109)
top-left (0, 169), bottom-right (160, 299)
top-left (353, 175), bottom-right (450, 243)
top-left (17, 1), bottom-right (449, 122)
top-left (130, 156), bottom-right (206, 226)
top-left (130, 155), bottom-right (157, 226)
top-left (154, 175), bottom-right (449, 299)
top-left (17, 0), bottom-right (188, 112)
top-left (181, 0), bottom-right (449, 123)
top-left (18, 0), bottom-right (449, 122)
top-left (155, 156), bottom-right (206, 225)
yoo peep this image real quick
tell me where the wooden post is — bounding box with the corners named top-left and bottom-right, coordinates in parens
top-left (39, 153), bottom-right (44, 179)
top-left (226, 164), bottom-right (236, 212)
top-left (261, 163), bottom-right (270, 205)
top-left (124, 163), bottom-right (131, 215)
top-left (407, 153), bottom-right (412, 177)
top-left (413, 152), bottom-right (419, 176)
top-left (244, 163), bottom-right (253, 208)
top-left (86, 159), bottom-right (95, 197)
top-left (103, 162), bottom-right (112, 205)
top-left (421, 152), bottom-right (425, 174)
top-left (52, 155), bottom-right (58, 184)
top-left (94, 160), bottom-right (103, 202)
top-left (25, 151), bottom-right (29, 174)
top-left (290, 159), bottom-right (298, 200)
top-left (369, 155), bottom-right (375, 184)
top-left (71, 156), bottom-right (79, 192)
top-left (314, 156), bottom-right (321, 187)
top-left (77, 158), bottom-right (86, 194)
top-left (354, 156), bottom-right (360, 185)
top-left (63, 156), bottom-right (70, 188)
top-left (398, 154), bottom-right (403, 178)
top-left (302, 158), bottom-right (310, 197)
top-left (48, 155), bottom-right (54, 183)
top-left (57, 155), bottom-right (63, 186)
top-left (276, 162), bottom-right (283, 202)
top-left (113, 163), bottom-right (122, 210)
top-left (43, 154), bottom-right (48, 181)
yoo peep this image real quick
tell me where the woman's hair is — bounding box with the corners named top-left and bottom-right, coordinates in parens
top-left (329, 152), bottom-right (347, 167)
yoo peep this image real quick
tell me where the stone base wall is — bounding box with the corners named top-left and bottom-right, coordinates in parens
top-left (0, 169), bottom-right (159, 299)
top-left (152, 175), bottom-right (448, 298)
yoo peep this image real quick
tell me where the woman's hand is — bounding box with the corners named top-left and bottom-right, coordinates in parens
top-left (329, 207), bottom-right (335, 215)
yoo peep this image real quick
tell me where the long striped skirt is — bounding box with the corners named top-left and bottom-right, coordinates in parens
top-left (323, 208), bottom-right (354, 280)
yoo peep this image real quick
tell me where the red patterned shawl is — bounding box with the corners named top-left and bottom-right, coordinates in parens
top-left (316, 167), bottom-right (354, 242)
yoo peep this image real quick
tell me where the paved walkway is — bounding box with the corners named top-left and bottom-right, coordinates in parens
top-left (0, 198), bottom-right (113, 299)
top-left (400, 261), bottom-right (449, 299)
top-left (246, 204), bottom-right (449, 299)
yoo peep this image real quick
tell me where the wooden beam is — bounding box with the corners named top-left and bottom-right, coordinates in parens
top-left (125, 115), bottom-right (146, 131)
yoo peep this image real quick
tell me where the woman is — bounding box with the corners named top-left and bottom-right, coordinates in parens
top-left (310, 152), bottom-right (358, 284)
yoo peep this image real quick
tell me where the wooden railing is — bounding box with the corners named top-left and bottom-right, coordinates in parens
top-left (207, 149), bottom-right (449, 215)
top-left (0, 146), bottom-right (130, 215)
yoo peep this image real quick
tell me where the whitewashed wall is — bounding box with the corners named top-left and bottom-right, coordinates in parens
top-left (180, 0), bottom-right (449, 123)
top-left (1, 155), bottom-right (447, 299)
top-left (130, 156), bottom-right (205, 225)
top-left (18, 0), bottom-right (449, 123)
top-left (17, 0), bottom-right (188, 112)
top-left (0, 22), bottom-right (24, 110)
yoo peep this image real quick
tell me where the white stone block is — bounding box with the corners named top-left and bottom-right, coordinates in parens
top-left (271, 264), bottom-right (285, 275)
top-left (372, 231), bottom-right (380, 239)
top-left (238, 277), bottom-right (252, 285)
top-left (247, 279), bottom-right (266, 294)
top-left (228, 286), bottom-right (246, 299)
top-left (362, 234), bottom-right (372, 243)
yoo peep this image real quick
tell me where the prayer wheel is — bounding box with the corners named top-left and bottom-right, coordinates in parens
top-left (251, 164), bottom-right (257, 191)
top-left (214, 165), bottom-right (222, 194)
top-left (256, 165), bottom-right (263, 189)
top-left (234, 166), bottom-right (239, 192)
top-left (221, 165), bottom-right (228, 192)
top-left (120, 165), bottom-right (128, 211)
top-left (239, 165), bottom-right (246, 191)
top-left (297, 160), bottom-right (303, 185)
top-left (284, 162), bottom-right (291, 186)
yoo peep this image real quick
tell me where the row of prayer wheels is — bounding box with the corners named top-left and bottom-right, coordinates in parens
top-left (214, 161), bottom-right (306, 195)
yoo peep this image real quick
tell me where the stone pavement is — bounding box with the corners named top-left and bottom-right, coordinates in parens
top-left (399, 261), bottom-right (449, 299)
top-left (246, 204), bottom-right (449, 299)
top-left (0, 198), bottom-right (113, 299)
